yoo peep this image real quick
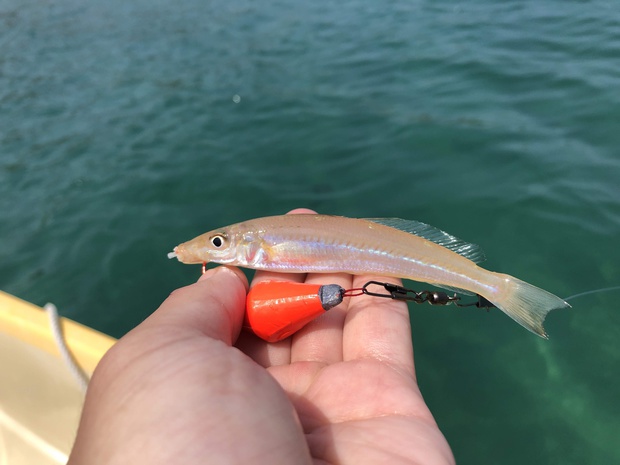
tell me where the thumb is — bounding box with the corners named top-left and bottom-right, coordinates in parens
top-left (148, 266), bottom-right (249, 345)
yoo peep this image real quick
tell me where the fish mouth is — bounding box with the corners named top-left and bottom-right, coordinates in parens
top-left (167, 243), bottom-right (204, 264)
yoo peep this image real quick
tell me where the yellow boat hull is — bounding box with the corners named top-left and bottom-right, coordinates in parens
top-left (0, 291), bottom-right (116, 464)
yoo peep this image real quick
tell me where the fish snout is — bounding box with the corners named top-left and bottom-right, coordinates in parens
top-left (169, 241), bottom-right (211, 264)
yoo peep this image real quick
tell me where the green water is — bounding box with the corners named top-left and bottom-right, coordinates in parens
top-left (2, 0), bottom-right (619, 463)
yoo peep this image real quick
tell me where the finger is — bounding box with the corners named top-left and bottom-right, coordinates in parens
top-left (239, 270), bottom-right (304, 367)
top-left (285, 208), bottom-right (354, 364)
top-left (249, 207), bottom-right (316, 287)
top-left (287, 208), bottom-right (316, 214)
top-left (143, 266), bottom-right (248, 346)
top-left (289, 272), bottom-right (353, 365)
top-left (251, 270), bottom-right (307, 286)
top-left (237, 208), bottom-right (318, 366)
top-left (235, 327), bottom-right (293, 368)
top-left (342, 275), bottom-right (416, 379)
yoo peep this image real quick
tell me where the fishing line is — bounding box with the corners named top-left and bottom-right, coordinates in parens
top-left (244, 280), bottom-right (620, 342)
top-left (245, 280), bottom-right (495, 342)
top-left (563, 285), bottom-right (620, 302)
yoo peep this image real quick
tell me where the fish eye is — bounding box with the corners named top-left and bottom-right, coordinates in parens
top-left (210, 234), bottom-right (226, 248)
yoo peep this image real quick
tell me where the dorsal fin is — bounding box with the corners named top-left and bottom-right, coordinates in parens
top-left (365, 218), bottom-right (486, 264)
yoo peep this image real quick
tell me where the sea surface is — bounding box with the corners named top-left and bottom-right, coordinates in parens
top-left (2, 0), bottom-right (619, 463)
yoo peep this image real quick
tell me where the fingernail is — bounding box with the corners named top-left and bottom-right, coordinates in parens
top-left (198, 266), bottom-right (248, 290)
top-left (199, 266), bottom-right (229, 282)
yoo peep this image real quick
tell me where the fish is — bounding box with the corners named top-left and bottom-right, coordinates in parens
top-left (168, 214), bottom-right (570, 338)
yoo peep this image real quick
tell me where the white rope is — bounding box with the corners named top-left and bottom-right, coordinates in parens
top-left (44, 303), bottom-right (90, 393)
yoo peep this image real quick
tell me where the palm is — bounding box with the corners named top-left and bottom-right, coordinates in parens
top-left (70, 266), bottom-right (454, 465)
top-left (237, 271), bottom-right (454, 464)
top-left (276, 359), bottom-right (448, 464)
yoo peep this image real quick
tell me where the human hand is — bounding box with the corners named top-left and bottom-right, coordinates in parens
top-left (69, 210), bottom-right (454, 465)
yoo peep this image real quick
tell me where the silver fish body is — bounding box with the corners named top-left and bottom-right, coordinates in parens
top-left (169, 215), bottom-right (569, 337)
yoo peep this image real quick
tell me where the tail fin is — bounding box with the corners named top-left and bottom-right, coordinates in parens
top-left (492, 277), bottom-right (570, 338)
